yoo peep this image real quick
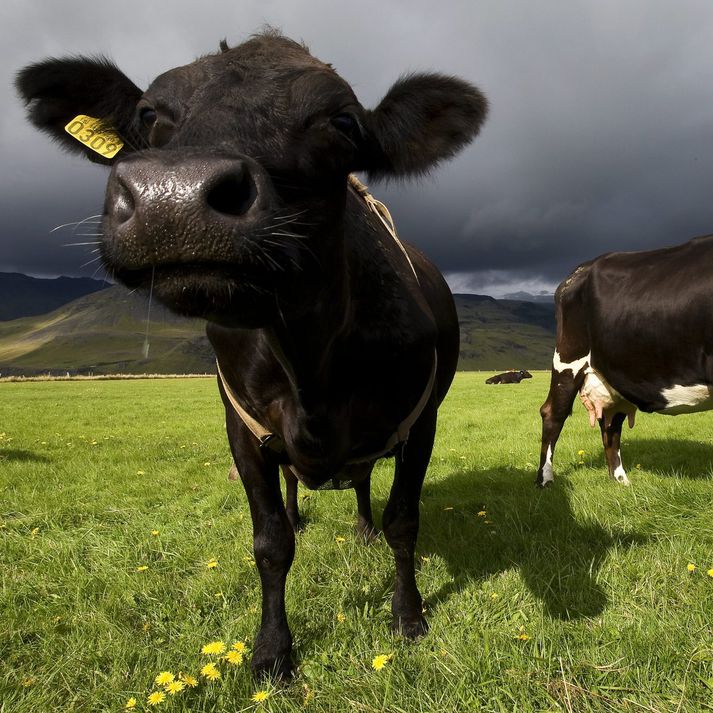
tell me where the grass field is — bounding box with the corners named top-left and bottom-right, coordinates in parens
top-left (1, 373), bottom-right (712, 712)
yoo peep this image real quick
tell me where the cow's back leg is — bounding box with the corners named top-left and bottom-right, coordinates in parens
top-left (382, 397), bottom-right (436, 639)
top-left (537, 366), bottom-right (585, 486)
top-left (281, 466), bottom-right (302, 532)
top-left (599, 412), bottom-right (630, 485)
top-left (353, 470), bottom-right (378, 541)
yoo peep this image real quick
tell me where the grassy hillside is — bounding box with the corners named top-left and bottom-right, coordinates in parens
top-left (1, 374), bottom-right (711, 711)
top-left (455, 294), bottom-right (555, 370)
top-left (0, 289), bottom-right (556, 375)
top-left (0, 286), bottom-right (208, 376)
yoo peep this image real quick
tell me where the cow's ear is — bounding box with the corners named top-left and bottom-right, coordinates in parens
top-left (15, 56), bottom-right (143, 165)
top-left (363, 73), bottom-right (488, 179)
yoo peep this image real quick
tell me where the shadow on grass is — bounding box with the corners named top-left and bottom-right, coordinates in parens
top-left (622, 438), bottom-right (713, 479)
top-left (375, 467), bottom-right (647, 621)
top-left (0, 448), bottom-right (50, 463)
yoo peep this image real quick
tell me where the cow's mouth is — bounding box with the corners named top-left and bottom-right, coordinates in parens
top-left (112, 259), bottom-right (276, 324)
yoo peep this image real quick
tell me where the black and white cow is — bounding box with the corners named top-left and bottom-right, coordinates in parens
top-left (537, 235), bottom-right (713, 487)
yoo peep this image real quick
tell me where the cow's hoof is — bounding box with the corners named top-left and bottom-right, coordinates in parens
top-left (393, 614), bottom-right (428, 640)
top-left (250, 653), bottom-right (293, 680)
top-left (354, 519), bottom-right (380, 543)
top-left (535, 477), bottom-right (551, 488)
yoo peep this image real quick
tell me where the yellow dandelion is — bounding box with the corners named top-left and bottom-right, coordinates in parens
top-left (136, 470), bottom-right (146, 475)
top-left (232, 641), bottom-right (247, 653)
top-left (490, 592), bottom-right (499, 600)
top-left (165, 680), bottom-right (185, 695)
top-left (439, 648), bottom-right (448, 657)
top-left (125, 697), bottom-right (137, 709)
top-left (335, 536), bottom-right (346, 543)
top-left (203, 462), bottom-right (211, 467)
top-left (252, 690), bottom-right (270, 703)
top-left (200, 662), bottom-right (221, 680)
top-left (136, 565), bottom-right (149, 572)
top-left (517, 626), bottom-right (530, 641)
top-left (336, 612), bottom-right (346, 622)
top-left (206, 558), bottom-right (219, 569)
top-left (179, 673), bottom-right (198, 688)
top-left (214, 591), bottom-right (224, 598)
top-left (243, 556), bottom-right (256, 566)
top-left (147, 691), bottom-right (165, 705)
top-left (687, 563), bottom-right (696, 572)
top-left (224, 650), bottom-right (244, 665)
top-left (371, 653), bottom-right (393, 670)
top-left (30, 527), bottom-right (39, 538)
top-left (201, 640), bottom-right (226, 655)
top-left (303, 683), bottom-right (314, 705)
top-left (477, 511), bottom-right (486, 517)
top-left (151, 530), bottom-right (160, 536)
top-left (577, 449), bottom-right (585, 456)
top-left (708, 568), bottom-right (713, 578)
top-left (154, 671), bottom-right (175, 686)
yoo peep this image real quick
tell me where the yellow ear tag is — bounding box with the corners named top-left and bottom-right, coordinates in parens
top-left (64, 115), bottom-right (123, 158)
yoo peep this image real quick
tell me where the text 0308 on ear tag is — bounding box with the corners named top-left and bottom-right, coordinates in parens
top-left (64, 115), bottom-right (123, 158)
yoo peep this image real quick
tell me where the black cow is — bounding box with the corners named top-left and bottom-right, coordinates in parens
top-left (17, 32), bottom-right (488, 677)
top-left (537, 235), bottom-right (713, 488)
top-left (485, 369), bottom-right (532, 384)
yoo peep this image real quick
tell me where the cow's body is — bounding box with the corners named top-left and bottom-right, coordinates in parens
top-left (17, 32), bottom-right (487, 677)
top-left (485, 369), bottom-right (532, 384)
top-left (537, 234), bottom-right (713, 487)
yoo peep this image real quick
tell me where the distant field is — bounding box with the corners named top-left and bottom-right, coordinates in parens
top-left (1, 374), bottom-right (712, 712)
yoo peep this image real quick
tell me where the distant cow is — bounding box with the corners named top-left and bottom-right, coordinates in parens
top-left (486, 369), bottom-right (532, 384)
top-left (17, 32), bottom-right (487, 676)
top-left (537, 235), bottom-right (713, 487)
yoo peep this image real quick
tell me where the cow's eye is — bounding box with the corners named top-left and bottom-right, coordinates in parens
top-left (139, 107), bottom-right (157, 128)
top-left (331, 113), bottom-right (361, 142)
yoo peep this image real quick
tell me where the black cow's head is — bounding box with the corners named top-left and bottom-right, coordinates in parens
top-left (17, 32), bottom-right (487, 326)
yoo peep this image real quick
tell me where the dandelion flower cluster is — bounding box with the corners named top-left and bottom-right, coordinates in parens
top-left (124, 698), bottom-right (137, 710)
top-left (206, 558), bottom-right (219, 569)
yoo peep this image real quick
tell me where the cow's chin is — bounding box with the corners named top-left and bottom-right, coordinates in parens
top-left (113, 263), bottom-right (275, 328)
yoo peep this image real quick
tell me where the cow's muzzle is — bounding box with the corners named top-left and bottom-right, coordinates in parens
top-left (102, 151), bottom-right (272, 274)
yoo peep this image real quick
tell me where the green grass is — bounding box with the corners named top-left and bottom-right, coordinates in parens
top-left (1, 373), bottom-right (712, 712)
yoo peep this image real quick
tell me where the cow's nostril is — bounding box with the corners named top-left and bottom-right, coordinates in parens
top-left (112, 177), bottom-right (135, 224)
top-left (206, 170), bottom-right (257, 217)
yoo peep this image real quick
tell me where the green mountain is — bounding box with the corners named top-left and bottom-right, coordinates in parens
top-left (0, 288), bottom-right (555, 376)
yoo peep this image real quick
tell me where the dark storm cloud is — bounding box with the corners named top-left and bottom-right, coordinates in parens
top-left (2, 1), bottom-right (713, 294)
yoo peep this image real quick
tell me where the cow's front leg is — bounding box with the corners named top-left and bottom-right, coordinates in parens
top-left (227, 418), bottom-right (295, 678)
top-left (537, 366), bottom-right (584, 486)
top-left (382, 401), bottom-right (436, 639)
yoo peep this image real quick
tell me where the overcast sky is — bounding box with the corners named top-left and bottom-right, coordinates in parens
top-left (2, 0), bottom-right (712, 296)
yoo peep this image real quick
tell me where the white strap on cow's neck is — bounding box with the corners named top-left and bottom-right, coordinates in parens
top-left (347, 174), bottom-right (420, 283)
